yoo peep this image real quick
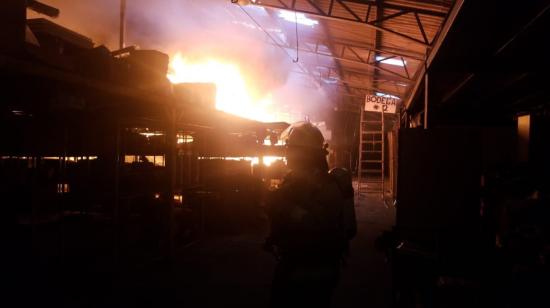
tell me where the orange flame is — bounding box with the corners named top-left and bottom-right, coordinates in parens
top-left (167, 53), bottom-right (277, 122)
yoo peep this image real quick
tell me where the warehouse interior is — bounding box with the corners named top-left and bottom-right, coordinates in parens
top-left (1, 1), bottom-right (549, 307)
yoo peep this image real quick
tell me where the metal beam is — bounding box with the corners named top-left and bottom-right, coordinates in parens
top-left (414, 12), bottom-right (430, 45)
top-left (339, 68), bottom-right (410, 86)
top-left (252, 0), bottom-right (431, 46)
top-left (336, 79), bottom-right (403, 97)
top-left (291, 62), bottom-right (407, 95)
top-left (119, 0), bottom-right (126, 49)
top-left (27, 0), bottom-right (60, 17)
top-left (329, 82), bottom-right (402, 98)
top-left (290, 68), bottom-right (402, 98)
top-left (259, 9), bottom-right (425, 68)
top-left (275, 36), bottom-right (421, 80)
top-left (316, 8), bottom-right (354, 97)
top-left (373, 0), bottom-right (384, 108)
top-left (315, 37), bottom-right (425, 61)
top-left (285, 55), bottom-right (411, 85)
top-left (268, 37), bottom-right (413, 80)
top-left (343, 0), bottom-right (448, 17)
top-left (313, 64), bottom-right (410, 86)
top-left (404, 0), bottom-right (464, 110)
top-left (237, 4), bottom-right (325, 89)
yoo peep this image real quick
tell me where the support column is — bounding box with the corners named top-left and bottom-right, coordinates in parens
top-left (113, 121), bottom-right (122, 266)
top-left (119, 0), bottom-right (126, 49)
top-left (424, 72), bottom-right (429, 129)
top-left (164, 105), bottom-right (178, 261)
top-left (0, 0), bottom-right (26, 54)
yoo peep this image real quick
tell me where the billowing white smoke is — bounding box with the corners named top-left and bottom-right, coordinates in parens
top-left (28, 0), bottom-right (334, 123)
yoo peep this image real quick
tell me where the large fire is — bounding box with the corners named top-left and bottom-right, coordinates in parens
top-left (167, 53), bottom-right (277, 122)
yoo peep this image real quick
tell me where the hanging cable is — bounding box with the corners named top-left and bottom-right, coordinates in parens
top-left (232, 2), bottom-right (300, 65)
top-left (231, 1), bottom-right (322, 88)
top-left (293, 10), bottom-right (299, 63)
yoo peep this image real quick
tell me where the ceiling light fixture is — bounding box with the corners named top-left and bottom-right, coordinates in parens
top-left (279, 11), bottom-right (318, 26)
top-left (375, 56), bottom-right (406, 67)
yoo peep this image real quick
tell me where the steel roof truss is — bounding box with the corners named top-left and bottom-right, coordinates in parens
top-left (252, 0), bottom-right (433, 46)
top-left (268, 37), bottom-right (413, 81)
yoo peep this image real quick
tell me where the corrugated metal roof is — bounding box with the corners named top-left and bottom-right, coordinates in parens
top-left (247, 0), bottom-right (456, 112)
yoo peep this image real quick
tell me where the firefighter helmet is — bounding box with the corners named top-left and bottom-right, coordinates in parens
top-left (280, 121), bottom-right (326, 151)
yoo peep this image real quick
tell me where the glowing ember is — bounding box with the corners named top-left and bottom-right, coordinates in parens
top-left (251, 156), bottom-right (285, 167)
top-left (167, 53), bottom-right (276, 122)
top-left (197, 156), bottom-right (285, 167)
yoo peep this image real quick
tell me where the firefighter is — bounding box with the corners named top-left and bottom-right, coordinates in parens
top-left (264, 121), bottom-right (357, 308)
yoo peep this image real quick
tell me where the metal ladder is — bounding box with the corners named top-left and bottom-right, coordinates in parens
top-left (357, 109), bottom-right (385, 196)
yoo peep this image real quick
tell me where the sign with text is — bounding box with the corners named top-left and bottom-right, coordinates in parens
top-left (364, 95), bottom-right (399, 114)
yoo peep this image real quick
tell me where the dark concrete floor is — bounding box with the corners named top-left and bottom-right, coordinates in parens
top-left (334, 194), bottom-right (395, 308)
top-left (28, 194), bottom-right (396, 307)
top-left (141, 194), bottom-right (396, 308)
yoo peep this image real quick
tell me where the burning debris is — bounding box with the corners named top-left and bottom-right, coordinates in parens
top-left (167, 53), bottom-right (277, 122)
top-left (23, 0), bottom-right (333, 124)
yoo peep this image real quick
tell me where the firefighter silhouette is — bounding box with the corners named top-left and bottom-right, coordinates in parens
top-left (264, 121), bottom-right (357, 308)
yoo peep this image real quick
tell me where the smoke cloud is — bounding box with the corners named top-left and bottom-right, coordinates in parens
top-left (28, 0), bottom-right (334, 123)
